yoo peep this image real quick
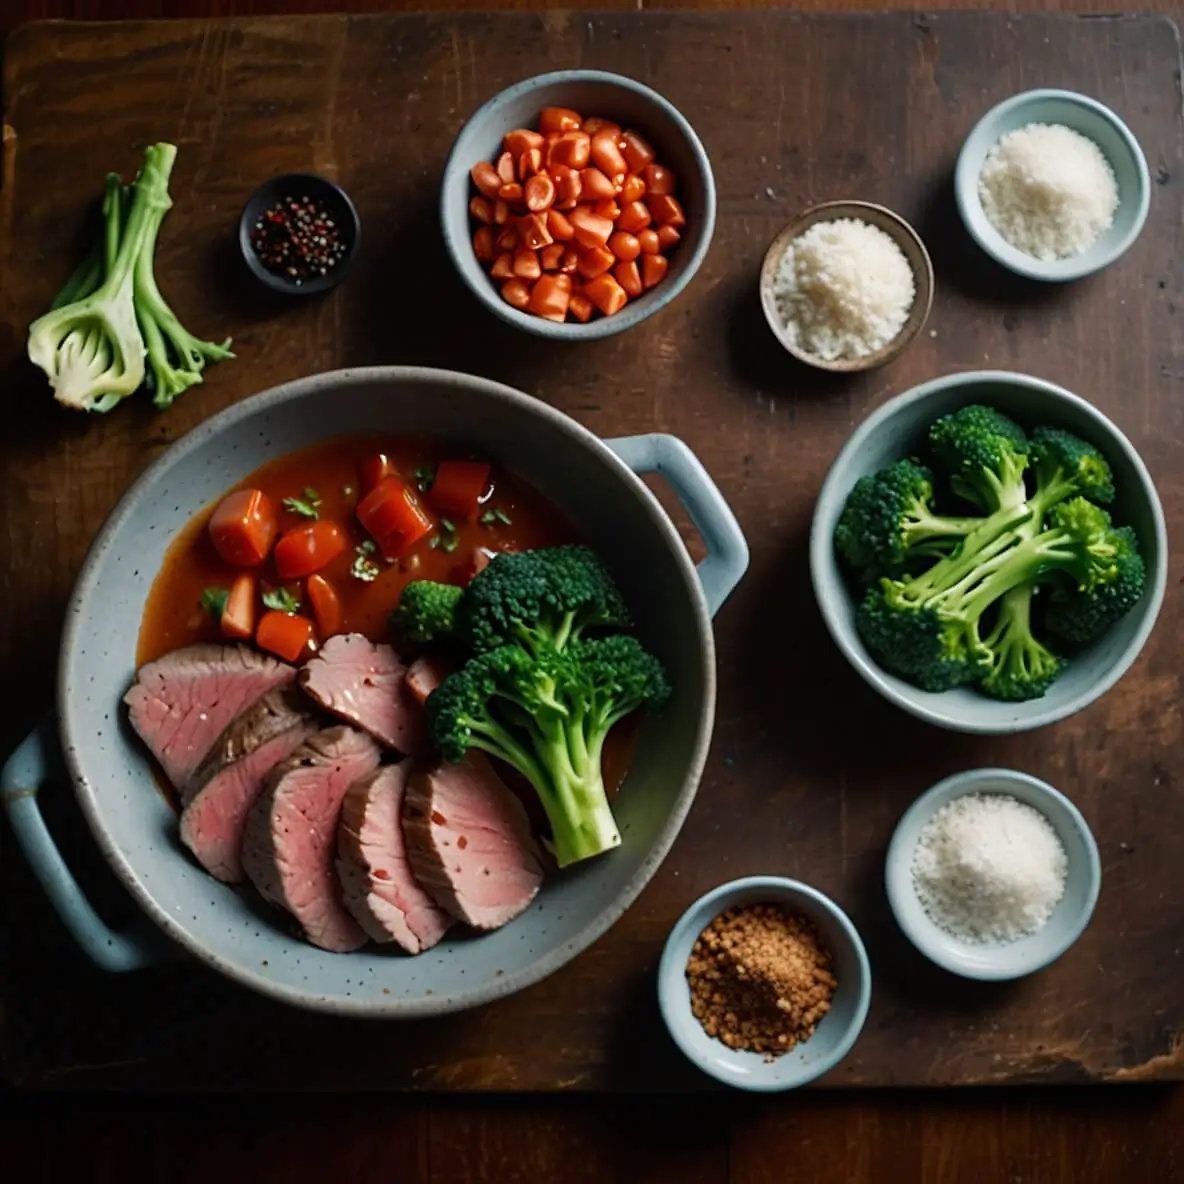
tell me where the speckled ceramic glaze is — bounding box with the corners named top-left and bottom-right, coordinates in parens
top-left (2, 367), bottom-right (748, 1016)
top-left (809, 370), bottom-right (1168, 734)
top-left (441, 70), bottom-right (716, 340)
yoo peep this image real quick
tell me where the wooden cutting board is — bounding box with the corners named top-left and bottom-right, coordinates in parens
top-left (1, 10), bottom-right (1182, 1091)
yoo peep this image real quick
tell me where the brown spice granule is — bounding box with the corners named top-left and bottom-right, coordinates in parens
top-left (685, 903), bottom-right (838, 1060)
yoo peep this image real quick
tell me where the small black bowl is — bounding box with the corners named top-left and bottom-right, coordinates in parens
top-left (237, 173), bottom-right (361, 296)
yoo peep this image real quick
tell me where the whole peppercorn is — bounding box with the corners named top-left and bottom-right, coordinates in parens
top-left (249, 195), bottom-right (348, 285)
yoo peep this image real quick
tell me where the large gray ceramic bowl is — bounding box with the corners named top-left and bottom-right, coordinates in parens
top-left (809, 370), bottom-right (1167, 734)
top-left (441, 70), bottom-right (716, 340)
top-left (1, 367), bottom-right (748, 1016)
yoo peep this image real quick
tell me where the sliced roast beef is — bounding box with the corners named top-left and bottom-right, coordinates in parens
top-left (336, 761), bottom-right (452, 953)
top-left (179, 692), bottom-right (318, 883)
top-left (124, 644), bottom-right (295, 790)
top-left (241, 726), bottom-right (380, 952)
top-left (404, 654), bottom-right (453, 706)
top-left (402, 753), bottom-right (544, 931)
top-left (298, 633), bottom-right (428, 755)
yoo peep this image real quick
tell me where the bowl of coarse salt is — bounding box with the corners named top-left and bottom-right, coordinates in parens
top-left (885, 768), bottom-right (1101, 981)
top-left (759, 200), bottom-right (934, 373)
top-left (955, 88), bottom-right (1150, 282)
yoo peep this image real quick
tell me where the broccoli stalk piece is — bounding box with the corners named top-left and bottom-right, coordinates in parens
top-left (928, 404), bottom-right (1031, 513)
top-left (27, 146), bottom-right (176, 412)
top-left (1044, 525), bottom-right (1147, 646)
top-left (858, 498), bottom-right (1131, 692)
top-left (834, 458), bottom-right (984, 578)
top-left (427, 635), bottom-right (670, 867)
top-left (459, 545), bottom-right (630, 657)
top-left (979, 585), bottom-right (1066, 701)
top-left (390, 579), bottom-right (465, 644)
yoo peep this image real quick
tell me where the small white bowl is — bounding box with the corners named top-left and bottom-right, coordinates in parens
top-left (955, 88), bottom-right (1150, 282)
top-left (657, 876), bottom-right (871, 1091)
top-left (885, 769), bottom-right (1101, 981)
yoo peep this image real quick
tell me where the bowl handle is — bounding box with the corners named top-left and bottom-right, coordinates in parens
top-left (604, 434), bottom-right (749, 617)
top-left (1, 715), bottom-right (163, 972)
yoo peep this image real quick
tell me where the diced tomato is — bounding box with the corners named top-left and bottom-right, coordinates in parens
top-left (429, 460), bottom-right (492, 520)
top-left (539, 107), bottom-right (583, 134)
top-left (208, 489), bottom-right (277, 568)
top-left (647, 194), bottom-right (686, 227)
top-left (221, 573), bottom-right (256, 640)
top-left (306, 574), bottom-right (342, 638)
top-left (359, 452), bottom-right (397, 494)
top-left (621, 131), bottom-right (656, 174)
top-left (256, 611), bottom-right (316, 663)
top-left (273, 520), bottom-right (349, 580)
top-left (357, 477), bottom-right (434, 559)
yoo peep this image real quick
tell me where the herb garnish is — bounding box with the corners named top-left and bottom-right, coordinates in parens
top-left (262, 587), bottom-right (301, 613)
top-left (431, 517), bottom-right (460, 553)
top-left (413, 464), bottom-right (437, 493)
top-left (352, 539), bottom-right (380, 582)
top-left (282, 487), bottom-right (322, 519)
top-left (480, 507), bottom-right (512, 527)
top-left (200, 587), bottom-right (229, 619)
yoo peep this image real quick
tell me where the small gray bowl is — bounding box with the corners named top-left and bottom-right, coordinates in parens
top-left (809, 370), bottom-right (1168, 734)
top-left (441, 69), bottom-right (716, 340)
top-left (955, 88), bottom-right (1150, 282)
top-left (885, 769), bottom-right (1101, 981)
top-left (759, 200), bottom-right (934, 373)
top-left (657, 876), bottom-right (871, 1091)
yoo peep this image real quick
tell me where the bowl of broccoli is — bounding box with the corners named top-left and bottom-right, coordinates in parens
top-left (810, 370), bottom-right (1167, 733)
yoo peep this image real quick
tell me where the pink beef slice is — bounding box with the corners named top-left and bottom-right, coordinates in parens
top-left (241, 726), bottom-right (381, 952)
top-left (178, 691), bottom-right (318, 884)
top-left (404, 654), bottom-right (454, 706)
top-left (299, 633), bottom-right (428, 755)
top-left (124, 644), bottom-right (296, 791)
top-left (336, 761), bottom-right (453, 953)
top-left (402, 753), bottom-right (544, 931)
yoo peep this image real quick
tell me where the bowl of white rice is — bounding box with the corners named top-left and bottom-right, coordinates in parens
top-left (884, 768), bottom-right (1101, 981)
top-left (955, 88), bottom-right (1150, 282)
top-left (759, 200), bottom-right (934, 373)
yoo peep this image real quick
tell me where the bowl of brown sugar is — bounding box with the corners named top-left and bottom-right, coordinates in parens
top-left (657, 877), bottom-right (871, 1090)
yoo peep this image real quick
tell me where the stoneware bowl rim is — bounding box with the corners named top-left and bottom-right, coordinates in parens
top-left (55, 365), bottom-right (720, 1017)
top-left (657, 875), bottom-right (872, 1091)
top-left (808, 369), bottom-right (1168, 734)
top-left (759, 199), bottom-right (934, 373)
top-left (953, 87), bottom-right (1151, 283)
top-left (440, 68), bottom-right (717, 341)
top-left (884, 768), bottom-right (1102, 981)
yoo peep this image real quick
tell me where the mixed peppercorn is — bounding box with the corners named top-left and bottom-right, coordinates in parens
top-left (249, 195), bottom-right (348, 285)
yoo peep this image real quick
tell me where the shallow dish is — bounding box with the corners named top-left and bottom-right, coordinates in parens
top-left (0, 366), bottom-right (749, 1016)
top-left (657, 876), bottom-right (871, 1091)
top-left (885, 769), bottom-right (1101, 981)
top-left (441, 69), bottom-right (716, 340)
top-left (954, 88), bottom-right (1150, 282)
top-left (238, 172), bottom-right (360, 296)
top-left (759, 200), bottom-right (934, 373)
top-left (809, 369), bottom-right (1167, 734)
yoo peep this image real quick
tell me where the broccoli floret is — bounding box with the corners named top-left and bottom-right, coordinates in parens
top-left (390, 580), bottom-right (465, 644)
top-left (928, 404), bottom-right (1031, 513)
top-left (427, 634), bottom-right (669, 867)
top-left (979, 586), bottom-right (1067, 702)
top-left (1043, 525), bottom-right (1146, 646)
top-left (834, 458), bottom-right (982, 579)
top-left (1029, 426), bottom-right (1116, 513)
top-left (858, 498), bottom-right (1132, 695)
top-left (460, 545), bottom-right (630, 657)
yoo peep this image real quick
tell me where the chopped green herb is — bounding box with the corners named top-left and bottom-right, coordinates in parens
top-left (480, 507), bottom-right (513, 527)
top-left (414, 464), bottom-right (437, 493)
top-left (435, 516), bottom-right (461, 554)
top-left (352, 542), bottom-right (381, 582)
top-left (429, 536), bottom-right (441, 550)
top-left (200, 586), bottom-right (229, 620)
top-left (439, 517), bottom-right (456, 534)
top-left (262, 587), bottom-right (301, 613)
top-left (282, 487), bottom-right (322, 519)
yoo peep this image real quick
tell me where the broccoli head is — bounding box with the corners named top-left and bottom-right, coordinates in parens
top-left (834, 458), bottom-right (982, 579)
top-left (1029, 426), bottom-right (1116, 513)
top-left (426, 632), bottom-right (669, 868)
top-left (979, 585), bottom-right (1066, 702)
top-left (928, 404), bottom-right (1030, 513)
top-left (1043, 524), bottom-right (1146, 646)
top-left (459, 545), bottom-right (630, 657)
top-left (391, 579), bottom-right (465, 644)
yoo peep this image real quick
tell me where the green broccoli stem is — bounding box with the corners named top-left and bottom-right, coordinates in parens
top-left (50, 245), bottom-right (103, 310)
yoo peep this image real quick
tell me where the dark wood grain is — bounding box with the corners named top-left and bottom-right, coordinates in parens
top-left (2, 8), bottom-right (1182, 1096)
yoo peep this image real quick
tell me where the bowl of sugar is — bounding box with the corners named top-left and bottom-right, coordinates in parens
top-left (955, 88), bottom-right (1150, 282)
top-left (884, 768), bottom-right (1101, 981)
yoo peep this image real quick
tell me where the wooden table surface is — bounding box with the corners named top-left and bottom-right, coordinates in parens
top-left (1, 0), bottom-right (1182, 1180)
